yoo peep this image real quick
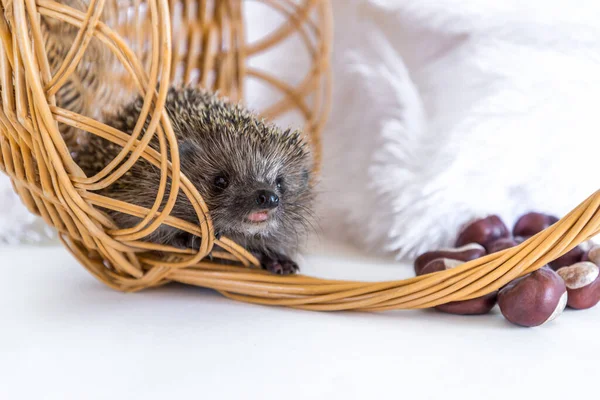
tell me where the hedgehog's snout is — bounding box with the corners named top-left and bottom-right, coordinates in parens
top-left (244, 190), bottom-right (279, 226)
top-left (255, 190), bottom-right (279, 210)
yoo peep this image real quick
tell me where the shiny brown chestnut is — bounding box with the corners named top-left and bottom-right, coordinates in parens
top-left (498, 267), bottom-right (567, 327)
top-left (417, 259), bottom-right (498, 315)
top-left (487, 238), bottom-right (520, 254)
top-left (557, 262), bottom-right (600, 310)
top-left (513, 212), bottom-right (559, 237)
top-left (436, 292), bottom-right (498, 315)
top-left (549, 246), bottom-right (584, 270)
top-left (455, 215), bottom-right (510, 251)
top-left (417, 258), bottom-right (464, 276)
top-left (414, 243), bottom-right (486, 275)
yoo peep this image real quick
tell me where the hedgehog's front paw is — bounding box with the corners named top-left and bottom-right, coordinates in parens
top-left (259, 253), bottom-right (299, 275)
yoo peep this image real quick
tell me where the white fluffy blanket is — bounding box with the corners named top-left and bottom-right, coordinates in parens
top-left (2, 0), bottom-right (600, 261)
top-left (317, 0), bottom-right (600, 259)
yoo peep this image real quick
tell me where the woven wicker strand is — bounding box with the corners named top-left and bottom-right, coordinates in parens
top-left (1, 0), bottom-right (597, 311)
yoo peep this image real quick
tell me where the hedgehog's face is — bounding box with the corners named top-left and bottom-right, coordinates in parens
top-left (208, 166), bottom-right (310, 238)
top-left (179, 129), bottom-right (314, 244)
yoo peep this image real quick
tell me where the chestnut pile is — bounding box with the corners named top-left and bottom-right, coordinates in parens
top-left (415, 212), bottom-right (600, 327)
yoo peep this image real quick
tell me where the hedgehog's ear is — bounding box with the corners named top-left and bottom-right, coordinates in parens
top-left (178, 140), bottom-right (200, 160)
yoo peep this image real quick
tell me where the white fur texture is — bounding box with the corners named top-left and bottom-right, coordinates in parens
top-left (0, 174), bottom-right (56, 244)
top-left (318, 0), bottom-right (600, 259)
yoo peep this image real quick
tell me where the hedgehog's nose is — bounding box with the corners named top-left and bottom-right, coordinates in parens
top-left (255, 190), bottom-right (279, 209)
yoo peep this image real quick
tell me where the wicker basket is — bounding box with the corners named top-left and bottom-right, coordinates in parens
top-left (1, 0), bottom-right (598, 311)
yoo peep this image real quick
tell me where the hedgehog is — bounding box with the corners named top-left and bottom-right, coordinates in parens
top-left (74, 87), bottom-right (315, 274)
top-left (36, 1), bottom-right (315, 274)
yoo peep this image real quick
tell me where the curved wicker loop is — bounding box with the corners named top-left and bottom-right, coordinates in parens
top-left (0, 0), bottom-right (596, 311)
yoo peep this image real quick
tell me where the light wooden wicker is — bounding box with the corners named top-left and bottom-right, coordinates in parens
top-left (1, 0), bottom-right (599, 311)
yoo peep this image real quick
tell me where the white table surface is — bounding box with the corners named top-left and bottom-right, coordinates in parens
top-left (2, 239), bottom-right (599, 400)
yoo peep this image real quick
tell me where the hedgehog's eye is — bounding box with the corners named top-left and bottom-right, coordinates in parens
top-left (213, 175), bottom-right (229, 190)
top-left (276, 176), bottom-right (285, 193)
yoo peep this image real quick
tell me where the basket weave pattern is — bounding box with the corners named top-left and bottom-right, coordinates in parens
top-left (1, 0), bottom-right (598, 310)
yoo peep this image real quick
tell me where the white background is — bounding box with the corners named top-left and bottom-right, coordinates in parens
top-left (2, 240), bottom-right (599, 400)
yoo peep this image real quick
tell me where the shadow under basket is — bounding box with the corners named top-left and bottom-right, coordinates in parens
top-left (1, 0), bottom-right (599, 312)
